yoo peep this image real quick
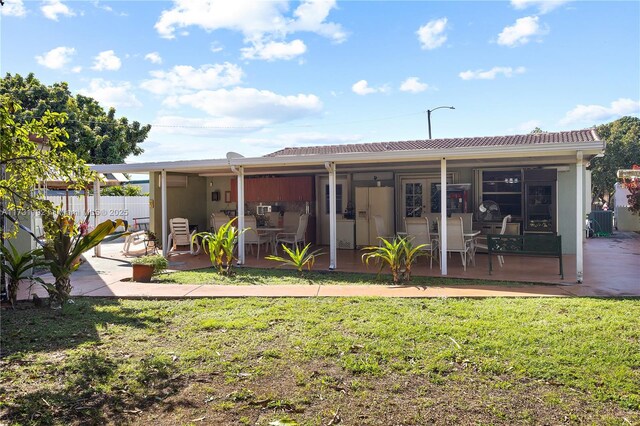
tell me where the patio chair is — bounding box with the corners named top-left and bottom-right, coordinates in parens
top-left (122, 230), bottom-right (147, 256)
top-left (451, 213), bottom-right (473, 234)
top-left (446, 217), bottom-right (474, 271)
top-left (243, 216), bottom-right (271, 259)
top-left (168, 217), bottom-right (200, 256)
top-left (404, 217), bottom-right (438, 269)
top-left (275, 213), bottom-right (309, 253)
top-left (209, 212), bottom-right (230, 233)
top-left (373, 215), bottom-right (394, 245)
top-left (474, 215), bottom-right (512, 267)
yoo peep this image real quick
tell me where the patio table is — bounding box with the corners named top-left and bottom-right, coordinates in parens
top-left (256, 227), bottom-right (284, 254)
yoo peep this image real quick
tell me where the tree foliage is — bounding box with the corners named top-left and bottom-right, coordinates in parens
top-left (590, 116), bottom-right (640, 203)
top-left (0, 73), bottom-right (150, 164)
top-left (101, 185), bottom-right (147, 196)
top-left (0, 94), bottom-right (96, 237)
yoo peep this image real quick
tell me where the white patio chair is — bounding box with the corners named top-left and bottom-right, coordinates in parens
top-left (373, 215), bottom-right (394, 245)
top-left (275, 214), bottom-right (309, 253)
top-left (474, 215), bottom-right (512, 267)
top-left (404, 217), bottom-right (437, 269)
top-left (168, 217), bottom-right (200, 256)
top-left (451, 213), bottom-right (473, 234)
top-left (210, 212), bottom-right (230, 233)
top-left (243, 216), bottom-right (271, 259)
top-left (446, 217), bottom-right (474, 271)
top-left (122, 230), bottom-right (147, 256)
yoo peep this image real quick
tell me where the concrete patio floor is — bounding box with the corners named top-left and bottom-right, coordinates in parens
top-left (15, 231), bottom-right (640, 301)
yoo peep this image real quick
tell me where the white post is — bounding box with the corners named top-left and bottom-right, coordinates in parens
top-left (237, 166), bottom-right (245, 265)
top-left (93, 179), bottom-right (101, 257)
top-left (326, 162), bottom-right (337, 269)
top-left (440, 157), bottom-right (447, 275)
top-left (576, 151), bottom-right (584, 283)
top-left (161, 170), bottom-right (168, 257)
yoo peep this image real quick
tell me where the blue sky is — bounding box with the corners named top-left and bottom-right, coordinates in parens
top-left (2, 0), bottom-right (639, 163)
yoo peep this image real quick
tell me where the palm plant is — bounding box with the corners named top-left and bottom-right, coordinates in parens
top-left (41, 211), bottom-right (127, 307)
top-left (194, 218), bottom-right (243, 276)
top-left (0, 242), bottom-right (47, 308)
top-left (266, 243), bottom-right (324, 276)
top-left (361, 236), bottom-right (428, 284)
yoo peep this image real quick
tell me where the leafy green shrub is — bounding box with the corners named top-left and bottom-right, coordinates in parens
top-left (131, 254), bottom-right (168, 274)
top-left (0, 242), bottom-right (47, 307)
top-left (361, 236), bottom-right (428, 284)
top-left (266, 243), bottom-right (324, 276)
top-left (194, 218), bottom-right (243, 276)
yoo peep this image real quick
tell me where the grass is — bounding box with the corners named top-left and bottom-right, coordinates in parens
top-left (1, 297), bottom-right (639, 425)
top-left (154, 266), bottom-right (542, 287)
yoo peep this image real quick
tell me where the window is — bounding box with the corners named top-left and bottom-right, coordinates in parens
top-left (325, 184), bottom-right (343, 214)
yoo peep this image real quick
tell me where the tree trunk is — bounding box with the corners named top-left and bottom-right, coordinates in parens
top-left (52, 275), bottom-right (72, 308)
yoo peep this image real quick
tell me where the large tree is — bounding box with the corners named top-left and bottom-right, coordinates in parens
top-left (0, 73), bottom-right (150, 164)
top-left (589, 116), bottom-right (640, 204)
top-left (1, 94), bottom-right (95, 236)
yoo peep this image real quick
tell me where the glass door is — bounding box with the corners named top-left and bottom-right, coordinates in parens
top-left (402, 179), bottom-right (427, 217)
top-left (524, 182), bottom-right (555, 233)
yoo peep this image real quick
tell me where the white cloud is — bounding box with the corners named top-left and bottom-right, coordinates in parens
top-left (71, 66), bottom-right (83, 73)
top-left (497, 16), bottom-right (548, 47)
top-left (141, 63), bottom-right (243, 95)
top-left (459, 66), bottom-right (526, 80)
top-left (241, 132), bottom-right (363, 150)
top-left (150, 115), bottom-right (266, 138)
top-left (513, 119), bottom-right (542, 133)
top-left (144, 52), bottom-right (163, 64)
top-left (35, 46), bottom-right (76, 69)
top-left (92, 50), bottom-right (122, 71)
top-left (399, 77), bottom-right (429, 93)
top-left (154, 0), bottom-right (346, 60)
top-left (41, 0), bottom-right (75, 20)
top-left (560, 98), bottom-right (640, 125)
top-left (416, 17), bottom-right (448, 50)
top-left (511, 0), bottom-right (569, 14)
top-left (1, 0), bottom-right (27, 17)
top-left (352, 80), bottom-right (388, 96)
top-left (163, 87), bottom-right (323, 124)
top-left (241, 39), bottom-right (307, 61)
top-left (210, 41), bottom-right (224, 53)
top-left (79, 79), bottom-right (142, 109)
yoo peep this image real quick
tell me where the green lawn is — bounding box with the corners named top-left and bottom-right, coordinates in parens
top-left (154, 267), bottom-right (541, 287)
top-left (1, 298), bottom-right (638, 425)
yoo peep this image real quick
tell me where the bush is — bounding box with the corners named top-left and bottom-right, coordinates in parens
top-left (131, 254), bottom-right (168, 274)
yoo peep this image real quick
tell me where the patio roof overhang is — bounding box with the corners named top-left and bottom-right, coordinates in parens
top-left (91, 140), bottom-right (604, 175)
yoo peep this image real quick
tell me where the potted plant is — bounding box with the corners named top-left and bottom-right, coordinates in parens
top-left (131, 254), bottom-right (168, 282)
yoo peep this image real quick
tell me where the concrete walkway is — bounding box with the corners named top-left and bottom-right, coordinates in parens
top-left (15, 232), bottom-right (639, 301)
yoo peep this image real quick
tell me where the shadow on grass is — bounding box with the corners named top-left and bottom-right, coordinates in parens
top-left (1, 299), bottom-right (185, 425)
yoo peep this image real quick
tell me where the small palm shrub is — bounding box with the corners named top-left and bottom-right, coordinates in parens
top-left (0, 243), bottom-right (47, 308)
top-left (194, 218), bottom-right (243, 276)
top-left (266, 243), bottom-right (324, 276)
top-left (361, 236), bottom-right (429, 284)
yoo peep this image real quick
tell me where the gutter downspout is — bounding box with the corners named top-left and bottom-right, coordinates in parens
top-left (161, 170), bottom-right (168, 257)
top-left (231, 165), bottom-right (245, 265)
top-left (325, 162), bottom-right (337, 270)
top-left (576, 151), bottom-right (584, 283)
top-left (440, 158), bottom-right (447, 275)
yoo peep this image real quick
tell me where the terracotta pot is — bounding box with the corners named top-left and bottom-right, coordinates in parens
top-left (132, 264), bottom-right (154, 282)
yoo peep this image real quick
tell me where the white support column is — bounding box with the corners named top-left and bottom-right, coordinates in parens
top-left (576, 151), bottom-right (584, 283)
top-left (236, 166), bottom-right (246, 265)
top-left (440, 157), bottom-right (448, 275)
top-left (160, 170), bottom-right (168, 257)
top-left (93, 179), bottom-right (101, 257)
top-left (326, 162), bottom-right (337, 270)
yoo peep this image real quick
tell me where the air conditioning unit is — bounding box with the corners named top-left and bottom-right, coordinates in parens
top-left (158, 174), bottom-right (188, 188)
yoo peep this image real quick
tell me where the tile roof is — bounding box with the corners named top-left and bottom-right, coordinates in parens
top-left (265, 129), bottom-right (600, 157)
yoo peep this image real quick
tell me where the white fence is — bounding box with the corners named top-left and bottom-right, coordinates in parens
top-left (38, 195), bottom-right (149, 231)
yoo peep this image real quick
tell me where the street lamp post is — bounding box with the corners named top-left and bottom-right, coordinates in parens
top-left (427, 106), bottom-right (455, 139)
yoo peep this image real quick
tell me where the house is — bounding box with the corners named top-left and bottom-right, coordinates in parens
top-left (91, 129), bottom-right (603, 283)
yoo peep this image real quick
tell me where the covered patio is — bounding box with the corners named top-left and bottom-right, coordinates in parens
top-left (92, 130), bottom-right (604, 284)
